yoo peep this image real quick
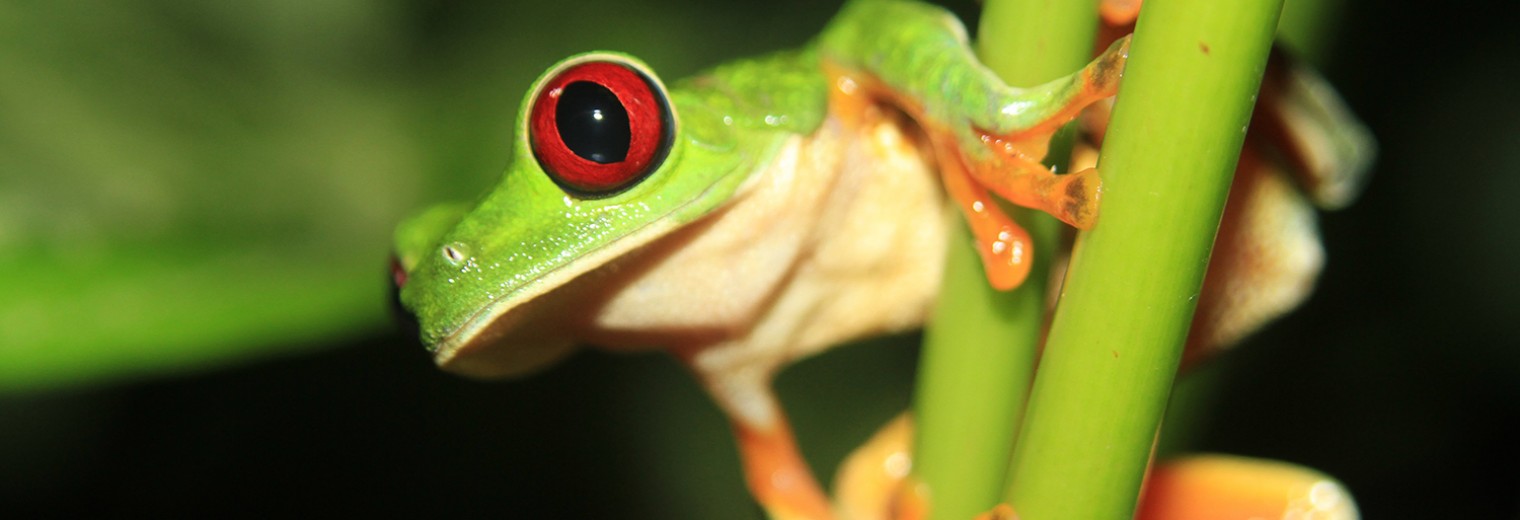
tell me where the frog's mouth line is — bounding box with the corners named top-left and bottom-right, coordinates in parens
top-left (430, 211), bottom-right (685, 367)
top-left (430, 153), bottom-right (768, 369)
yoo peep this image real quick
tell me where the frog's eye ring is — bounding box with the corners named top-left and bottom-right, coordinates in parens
top-left (529, 60), bottom-right (672, 195)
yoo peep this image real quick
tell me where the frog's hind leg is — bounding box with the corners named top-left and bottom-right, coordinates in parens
top-left (733, 413), bottom-right (832, 520)
top-left (675, 347), bottom-right (833, 520)
top-left (1249, 49), bottom-right (1374, 210)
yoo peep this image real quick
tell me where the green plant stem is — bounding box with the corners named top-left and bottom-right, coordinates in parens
top-left (912, 222), bottom-right (1044, 520)
top-left (976, 0), bottom-right (1103, 507)
top-left (909, 1), bottom-right (1097, 518)
top-left (1003, 1), bottom-right (1283, 518)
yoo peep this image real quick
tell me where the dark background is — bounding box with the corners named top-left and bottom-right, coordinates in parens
top-left (3, 0), bottom-right (1517, 517)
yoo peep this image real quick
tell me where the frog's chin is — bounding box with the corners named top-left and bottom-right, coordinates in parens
top-left (431, 300), bottom-right (579, 378)
top-left (424, 270), bottom-right (618, 380)
top-left (435, 341), bottom-right (575, 378)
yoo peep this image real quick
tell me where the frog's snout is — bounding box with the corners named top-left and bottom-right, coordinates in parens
top-left (388, 254), bottom-right (421, 343)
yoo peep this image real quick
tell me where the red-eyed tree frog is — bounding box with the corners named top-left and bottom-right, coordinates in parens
top-left (392, 1), bottom-right (1123, 516)
top-left (389, 0), bottom-right (1370, 518)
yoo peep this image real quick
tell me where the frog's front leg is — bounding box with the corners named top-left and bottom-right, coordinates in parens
top-left (676, 347), bottom-right (833, 520)
top-left (821, 0), bottom-right (1129, 289)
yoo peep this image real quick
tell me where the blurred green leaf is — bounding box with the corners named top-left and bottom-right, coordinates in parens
top-left (0, 1), bottom-right (429, 390)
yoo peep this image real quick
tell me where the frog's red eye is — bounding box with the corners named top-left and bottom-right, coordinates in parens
top-left (529, 60), bottom-right (671, 195)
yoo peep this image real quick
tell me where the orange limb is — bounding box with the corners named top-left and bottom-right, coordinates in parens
top-left (734, 416), bottom-right (835, 520)
top-left (671, 340), bottom-right (832, 520)
top-left (675, 345), bottom-right (833, 520)
top-left (822, 61), bottom-right (1031, 290)
top-left (939, 37), bottom-right (1128, 283)
top-left (822, 36), bottom-right (1128, 290)
top-left (959, 145), bottom-right (1104, 231)
top-left (1136, 456), bottom-right (1358, 520)
top-left (832, 414), bottom-right (926, 520)
top-left (825, 67), bottom-right (1033, 290)
top-left (1100, 0), bottom-right (1142, 26)
top-left (836, 418), bottom-right (1357, 520)
top-left (935, 142), bottom-right (1035, 290)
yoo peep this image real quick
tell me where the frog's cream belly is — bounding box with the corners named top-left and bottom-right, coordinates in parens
top-left (583, 112), bottom-right (947, 427)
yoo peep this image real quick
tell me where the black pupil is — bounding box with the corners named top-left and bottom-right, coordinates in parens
top-left (556, 81), bottom-right (631, 164)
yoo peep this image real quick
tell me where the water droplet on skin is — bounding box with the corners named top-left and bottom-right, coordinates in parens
top-left (884, 452), bottom-right (910, 478)
top-left (1308, 481), bottom-right (1343, 510)
top-left (837, 76), bottom-right (858, 96)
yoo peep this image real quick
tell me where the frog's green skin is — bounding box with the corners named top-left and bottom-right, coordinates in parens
top-left (392, 1), bottom-right (1119, 518)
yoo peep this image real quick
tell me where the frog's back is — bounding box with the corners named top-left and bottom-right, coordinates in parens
top-left (669, 47), bottom-right (829, 136)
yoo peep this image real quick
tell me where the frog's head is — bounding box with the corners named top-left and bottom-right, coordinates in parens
top-left (391, 52), bottom-right (759, 378)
